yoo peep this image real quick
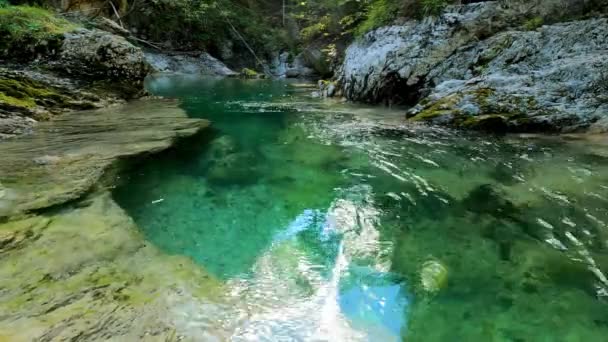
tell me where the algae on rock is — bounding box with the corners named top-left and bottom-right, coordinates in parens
top-left (0, 193), bottom-right (225, 341)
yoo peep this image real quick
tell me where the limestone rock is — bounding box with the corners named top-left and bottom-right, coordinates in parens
top-left (145, 51), bottom-right (237, 76)
top-left (337, 2), bottom-right (500, 104)
top-left (0, 99), bottom-right (209, 217)
top-left (0, 67), bottom-right (121, 139)
top-left (0, 193), bottom-right (225, 341)
top-left (408, 18), bottom-right (608, 132)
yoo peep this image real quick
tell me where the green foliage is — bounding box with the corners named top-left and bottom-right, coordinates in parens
top-left (354, 0), bottom-right (401, 37)
top-left (0, 5), bottom-right (76, 57)
top-left (126, 0), bottom-right (286, 61)
top-left (353, 0), bottom-right (453, 36)
top-left (0, 0), bottom-right (8, 8)
top-left (420, 0), bottom-right (448, 16)
top-left (300, 15), bottom-right (331, 41)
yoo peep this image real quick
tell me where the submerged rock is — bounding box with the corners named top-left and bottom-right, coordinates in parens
top-left (462, 184), bottom-right (518, 217)
top-left (207, 151), bottom-right (259, 185)
top-left (419, 260), bottom-right (449, 294)
top-left (0, 193), bottom-right (225, 341)
top-left (0, 99), bottom-right (209, 217)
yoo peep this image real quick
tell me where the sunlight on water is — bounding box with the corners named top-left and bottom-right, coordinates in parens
top-left (113, 75), bottom-right (608, 340)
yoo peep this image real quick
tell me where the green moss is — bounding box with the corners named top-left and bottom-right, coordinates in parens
top-left (0, 76), bottom-right (68, 111)
top-left (240, 68), bottom-right (260, 78)
top-left (0, 5), bottom-right (76, 58)
top-left (0, 92), bottom-right (35, 108)
top-left (408, 94), bottom-right (463, 122)
top-left (523, 16), bottom-right (544, 31)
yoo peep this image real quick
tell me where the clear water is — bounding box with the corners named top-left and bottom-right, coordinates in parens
top-left (114, 75), bottom-right (608, 340)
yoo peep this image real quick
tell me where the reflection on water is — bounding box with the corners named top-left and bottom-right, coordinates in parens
top-left (114, 75), bottom-right (608, 340)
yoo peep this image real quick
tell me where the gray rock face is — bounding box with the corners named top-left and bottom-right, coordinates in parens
top-left (270, 51), bottom-right (316, 78)
top-left (337, 1), bottom-right (608, 131)
top-left (409, 18), bottom-right (608, 132)
top-left (145, 51), bottom-right (237, 76)
top-left (337, 2), bottom-right (500, 104)
top-left (58, 28), bottom-right (150, 89)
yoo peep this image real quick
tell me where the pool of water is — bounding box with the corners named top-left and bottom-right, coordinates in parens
top-left (114, 75), bottom-right (608, 340)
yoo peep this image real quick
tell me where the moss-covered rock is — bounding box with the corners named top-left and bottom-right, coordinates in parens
top-left (241, 67), bottom-right (261, 78)
top-left (0, 5), bottom-right (75, 60)
top-left (0, 193), bottom-right (225, 341)
top-left (0, 67), bottom-right (118, 137)
top-left (406, 86), bottom-right (578, 133)
top-left (0, 73), bottom-right (69, 110)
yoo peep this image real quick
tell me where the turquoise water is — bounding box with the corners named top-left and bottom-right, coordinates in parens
top-left (114, 75), bottom-right (608, 340)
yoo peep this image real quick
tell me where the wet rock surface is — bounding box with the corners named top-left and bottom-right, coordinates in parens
top-left (0, 99), bottom-right (209, 217)
top-left (0, 193), bottom-right (224, 341)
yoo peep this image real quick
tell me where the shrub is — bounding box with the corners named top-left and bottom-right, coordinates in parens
top-left (300, 15), bottom-right (331, 41)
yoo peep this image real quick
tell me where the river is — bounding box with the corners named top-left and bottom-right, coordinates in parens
top-left (110, 75), bottom-right (608, 341)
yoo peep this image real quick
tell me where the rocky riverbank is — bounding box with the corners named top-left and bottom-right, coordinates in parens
top-left (335, 1), bottom-right (608, 133)
top-left (0, 6), bottom-right (150, 139)
top-left (0, 99), bottom-right (217, 340)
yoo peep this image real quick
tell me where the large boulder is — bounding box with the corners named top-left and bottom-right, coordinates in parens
top-left (407, 18), bottom-right (608, 132)
top-left (56, 28), bottom-right (150, 93)
top-left (337, 2), bottom-right (501, 104)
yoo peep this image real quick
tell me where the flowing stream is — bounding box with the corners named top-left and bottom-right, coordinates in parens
top-left (113, 75), bottom-right (608, 340)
